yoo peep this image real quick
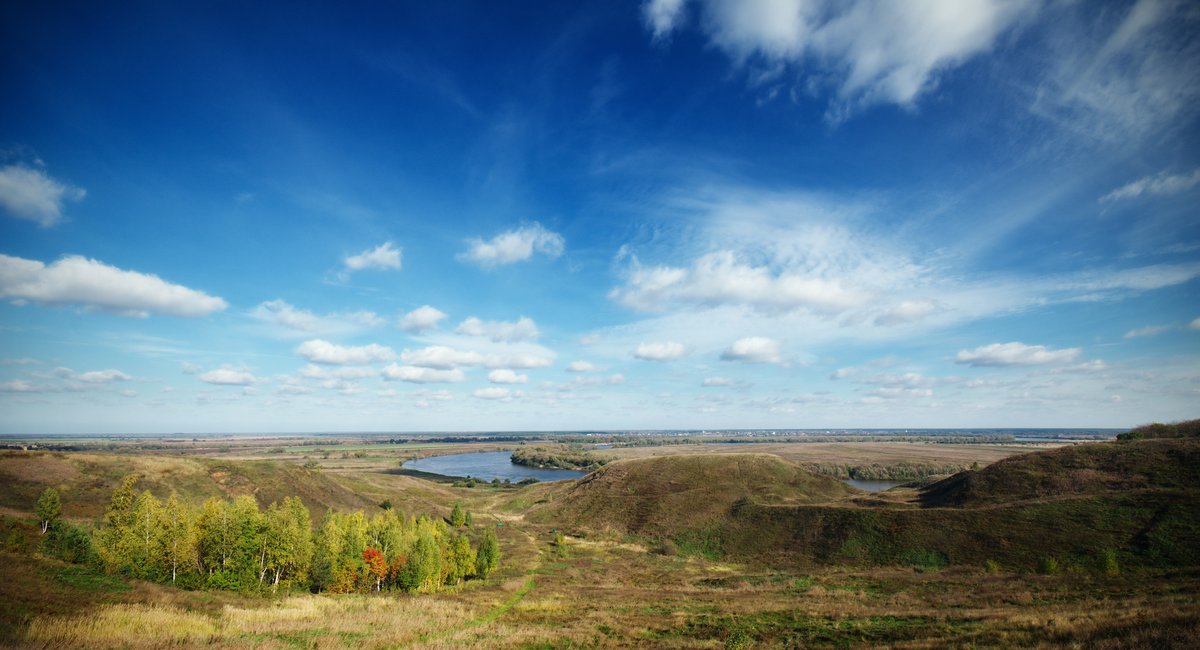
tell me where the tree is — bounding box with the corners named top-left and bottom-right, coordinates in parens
top-left (445, 534), bottom-right (476, 584)
top-left (362, 547), bottom-right (387, 591)
top-left (449, 502), bottom-right (466, 527)
top-left (401, 531), bottom-right (442, 592)
top-left (36, 487), bottom-right (61, 535)
top-left (475, 529), bottom-right (500, 579)
top-left (95, 475), bottom-right (139, 572)
top-left (157, 492), bottom-right (196, 584)
top-left (265, 497), bottom-right (313, 592)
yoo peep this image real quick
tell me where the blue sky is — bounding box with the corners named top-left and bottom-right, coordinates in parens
top-left (1, 0), bottom-right (1197, 434)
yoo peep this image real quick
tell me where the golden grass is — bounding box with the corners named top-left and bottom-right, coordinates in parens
top-left (25, 604), bottom-right (218, 647)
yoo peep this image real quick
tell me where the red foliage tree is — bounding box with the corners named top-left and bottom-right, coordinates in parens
top-left (362, 547), bottom-right (388, 591)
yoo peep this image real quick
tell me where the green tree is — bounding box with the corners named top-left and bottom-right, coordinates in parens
top-left (265, 497), bottom-right (314, 592)
top-left (475, 529), bottom-right (500, 579)
top-left (449, 502), bottom-right (467, 527)
top-left (446, 534), bottom-right (476, 584)
top-left (95, 475), bottom-right (139, 572)
top-left (36, 487), bottom-right (61, 535)
top-left (195, 497), bottom-right (234, 575)
top-left (401, 531), bottom-right (441, 592)
top-left (129, 491), bottom-right (163, 579)
top-left (157, 492), bottom-right (196, 584)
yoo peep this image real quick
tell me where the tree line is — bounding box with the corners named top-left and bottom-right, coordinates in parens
top-left (36, 477), bottom-right (499, 595)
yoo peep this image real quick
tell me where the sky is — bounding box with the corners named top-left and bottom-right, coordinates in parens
top-left (0, 0), bottom-right (1198, 434)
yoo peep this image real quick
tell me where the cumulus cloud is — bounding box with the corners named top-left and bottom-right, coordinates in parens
top-left (702, 376), bottom-right (737, 387)
top-left (296, 339), bottom-right (396, 365)
top-left (954, 342), bottom-right (1081, 367)
top-left (472, 387), bottom-right (512, 400)
top-left (633, 341), bottom-right (687, 361)
top-left (1124, 324), bottom-right (1171, 339)
top-left (0, 254), bottom-right (227, 317)
top-left (1101, 168), bottom-right (1200, 203)
top-left (252, 299), bottom-right (383, 336)
top-left (874, 299), bottom-right (939, 326)
top-left (0, 164), bottom-right (85, 227)
top-left (608, 374), bottom-right (626, 385)
top-left (343, 241), bottom-right (402, 272)
top-left (76, 369), bottom-right (132, 383)
top-left (400, 345), bottom-right (553, 370)
top-left (0, 379), bottom-right (38, 392)
top-left (720, 336), bottom-right (783, 364)
top-left (455, 316), bottom-right (540, 342)
top-left (199, 369), bottom-right (260, 386)
top-left (380, 364), bottom-right (465, 383)
top-left (566, 361), bottom-right (596, 373)
top-left (400, 305), bottom-right (448, 333)
top-left (458, 222), bottom-right (565, 267)
top-left (487, 369), bottom-right (529, 384)
top-left (1191, 317), bottom-right (1200, 330)
top-left (643, 0), bottom-right (1038, 118)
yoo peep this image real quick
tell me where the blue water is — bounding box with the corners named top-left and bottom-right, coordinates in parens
top-left (401, 451), bottom-right (586, 482)
top-left (845, 479), bottom-right (904, 492)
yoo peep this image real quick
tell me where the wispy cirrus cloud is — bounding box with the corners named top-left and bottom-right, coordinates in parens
top-left (954, 342), bottom-right (1081, 367)
top-left (252, 299), bottom-right (383, 337)
top-left (1100, 168), bottom-right (1200, 203)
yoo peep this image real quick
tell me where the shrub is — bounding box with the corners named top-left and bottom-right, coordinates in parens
top-left (1038, 556), bottom-right (1060, 575)
top-left (1103, 550), bottom-right (1120, 577)
top-left (985, 559), bottom-right (1001, 574)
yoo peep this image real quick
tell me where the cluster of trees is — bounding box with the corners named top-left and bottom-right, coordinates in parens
top-left (800, 462), bottom-right (972, 481)
top-left (510, 446), bottom-right (610, 471)
top-left (34, 479), bottom-right (500, 595)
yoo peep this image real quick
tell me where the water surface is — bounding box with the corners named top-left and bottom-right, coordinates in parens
top-left (401, 450), bottom-right (586, 482)
top-left (845, 479), bottom-right (904, 492)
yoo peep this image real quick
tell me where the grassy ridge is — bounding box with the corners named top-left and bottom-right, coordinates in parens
top-left (536, 440), bottom-right (1200, 571)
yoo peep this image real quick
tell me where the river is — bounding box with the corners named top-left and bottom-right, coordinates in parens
top-left (401, 450), bottom-right (586, 482)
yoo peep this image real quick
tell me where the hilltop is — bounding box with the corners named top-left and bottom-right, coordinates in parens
top-left (529, 454), bottom-right (856, 543)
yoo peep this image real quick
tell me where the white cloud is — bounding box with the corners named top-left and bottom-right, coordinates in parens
top-left (646, 0), bottom-right (1038, 118)
top-left (0, 164), bottom-right (85, 227)
top-left (76, 369), bottom-right (132, 383)
top-left (1191, 317), bottom-right (1200, 330)
top-left (400, 305), bottom-right (448, 333)
top-left (488, 369), bottom-right (529, 384)
top-left (954, 342), bottom-right (1082, 367)
top-left (566, 360), bottom-right (596, 373)
top-left (472, 387), bottom-right (512, 400)
top-left (0, 379), bottom-right (38, 392)
top-left (874, 299), bottom-right (939, 326)
top-left (1031, 0), bottom-right (1200, 144)
top-left (199, 369), bottom-right (260, 386)
top-left (720, 336), bottom-right (783, 364)
top-left (458, 222), bottom-right (565, 267)
top-left (612, 250), bottom-right (871, 315)
top-left (400, 345), bottom-right (553, 370)
top-left (579, 333), bottom-right (601, 345)
top-left (702, 376), bottom-right (736, 387)
top-left (1124, 324), bottom-right (1171, 339)
top-left (455, 316), bottom-right (540, 342)
top-left (633, 341), bottom-right (687, 361)
top-left (643, 0), bottom-right (688, 40)
top-left (380, 364), bottom-right (465, 384)
top-left (608, 374), bottom-right (626, 385)
top-left (296, 339), bottom-right (396, 365)
top-left (343, 241), bottom-right (402, 272)
top-left (0, 254), bottom-right (227, 317)
top-left (1101, 169), bottom-right (1200, 203)
top-left (252, 299), bottom-right (383, 336)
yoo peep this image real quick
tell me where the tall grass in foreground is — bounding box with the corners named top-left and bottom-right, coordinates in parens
top-left (25, 595), bottom-right (480, 648)
top-left (25, 604), bottom-right (218, 647)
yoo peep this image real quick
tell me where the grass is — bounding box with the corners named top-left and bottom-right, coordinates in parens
top-left (3, 436), bottom-right (1199, 648)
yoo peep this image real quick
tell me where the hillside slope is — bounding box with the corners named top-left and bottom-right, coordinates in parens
top-left (529, 453), bottom-right (856, 538)
top-left (919, 438), bottom-right (1200, 507)
top-left (0, 452), bottom-right (380, 520)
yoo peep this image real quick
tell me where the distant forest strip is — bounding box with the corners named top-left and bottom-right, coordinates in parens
top-left (34, 478), bottom-right (499, 595)
top-left (510, 446), bottom-right (611, 472)
top-left (799, 462), bottom-right (973, 481)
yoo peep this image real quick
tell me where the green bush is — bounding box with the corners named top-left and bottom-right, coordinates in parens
top-left (984, 559), bottom-right (1001, 574)
top-left (1038, 556), bottom-right (1060, 575)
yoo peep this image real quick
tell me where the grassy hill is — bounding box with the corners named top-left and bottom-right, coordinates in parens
top-left (919, 437), bottom-right (1200, 507)
top-left (529, 454), bottom-right (856, 547)
top-left (0, 451), bottom-right (416, 521)
top-left (532, 441), bottom-right (1200, 571)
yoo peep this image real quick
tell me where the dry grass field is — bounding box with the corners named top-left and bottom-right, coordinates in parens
top-left (1, 434), bottom-right (1197, 648)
